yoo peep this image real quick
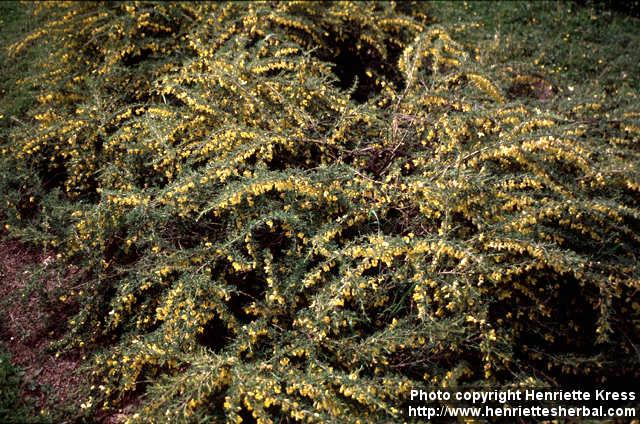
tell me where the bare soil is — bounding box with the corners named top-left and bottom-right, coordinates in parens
top-left (0, 238), bottom-right (83, 420)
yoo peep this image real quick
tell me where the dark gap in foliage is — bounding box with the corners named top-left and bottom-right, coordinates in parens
top-left (381, 280), bottom-right (415, 321)
top-left (573, 0), bottom-right (640, 18)
top-left (244, 334), bottom-right (274, 362)
top-left (78, 186), bottom-right (101, 204)
top-left (122, 362), bottom-right (172, 407)
top-left (197, 315), bottom-right (231, 353)
top-left (622, 215), bottom-right (640, 248)
top-left (457, 342), bottom-right (486, 382)
top-left (200, 392), bottom-right (227, 422)
top-left (553, 158), bottom-right (583, 179)
top-left (103, 233), bottom-right (142, 267)
top-left (313, 29), bottom-right (405, 103)
top-left (267, 144), bottom-right (323, 171)
top-left (507, 77), bottom-right (555, 101)
top-left (226, 271), bottom-right (266, 324)
top-left (449, 212), bottom-right (478, 239)
top-left (388, 347), bottom-right (430, 380)
top-left (15, 191), bottom-right (38, 221)
top-left (510, 275), bottom-right (602, 380)
top-left (333, 226), bottom-right (359, 248)
top-left (609, 295), bottom-right (640, 376)
top-left (364, 142), bottom-right (410, 177)
top-left (283, 351), bottom-right (306, 370)
top-left (121, 48), bottom-right (158, 68)
top-left (237, 405), bottom-right (258, 424)
top-left (395, 2), bottom-right (431, 26)
top-left (400, 160), bottom-right (416, 177)
top-left (316, 344), bottom-right (344, 372)
top-left (264, 405), bottom-right (289, 423)
top-left (165, 220), bottom-right (213, 250)
top-left (287, 259), bottom-right (327, 314)
top-left (252, 222), bottom-right (290, 256)
top-left (329, 48), bottom-right (379, 103)
top-left (548, 223), bottom-right (602, 256)
top-left (228, 292), bottom-right (261, 325)
top-left (360, 262), bottom-right (386, 278)
top-left (364, 147), bottom-right (392, 176)
top-left (40, 163), bottom-right (68, 192)
top-left (385, 206), bottom-right (433, 237)
top-left (44, 296), bottom-right (80, 341)
top-left (381, 207), bottom-right (404, 235)
top-left (242, 31), bottom-right (260, 50)
top-left (83, 281), bottom-right (121, 346)
top-left (485, 160), bottom-right (528, 183)
top-left (136, 284), bottom-right (168, 335)
top-left (622, 187), bottom-right (640, 209)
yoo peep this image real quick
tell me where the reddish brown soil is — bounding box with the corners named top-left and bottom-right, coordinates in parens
top-left (0, 238), bottom-right (83, 419)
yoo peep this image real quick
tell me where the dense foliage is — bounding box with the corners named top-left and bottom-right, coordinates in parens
top-left (1, 2), bottom-right (639, 423)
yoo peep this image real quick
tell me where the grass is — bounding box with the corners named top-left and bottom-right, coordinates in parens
top-left (429, 1), bottom-right (640, 98)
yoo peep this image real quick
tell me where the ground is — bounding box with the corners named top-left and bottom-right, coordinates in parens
top-left (0, 239), bottom-right (82, 422)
